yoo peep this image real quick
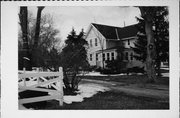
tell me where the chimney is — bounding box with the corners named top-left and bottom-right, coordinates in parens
top-left (115, 28), bottom-right (120, 40)
top-left (124, 21), bottom-right (126, 27)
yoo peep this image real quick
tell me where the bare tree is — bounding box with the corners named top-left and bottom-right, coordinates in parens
top-left (19, 7), bottom-right (31, 70)
top-left (32, 6), bottom-right (45, 67)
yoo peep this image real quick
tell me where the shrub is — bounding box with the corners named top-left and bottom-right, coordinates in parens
top-left (126, 66), bottom-right (145, 75)
top-left (105, 59), bottom-right (127, 74)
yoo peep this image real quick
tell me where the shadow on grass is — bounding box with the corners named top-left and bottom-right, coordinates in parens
top-left (36, 90), bottom-right (169, 110)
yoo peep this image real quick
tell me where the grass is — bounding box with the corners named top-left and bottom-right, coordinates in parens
top-left (78, 74), bottom-right (169, 86)
top-left (78, 68), bottom-right (169, 86)
top-left (37, 90), bottom-right (169, 110)
top-left (22, 69), bottom-right (169, 110)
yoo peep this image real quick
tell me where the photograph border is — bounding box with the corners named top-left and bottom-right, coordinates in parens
top-left (1, 0), bottom-right (179, 118)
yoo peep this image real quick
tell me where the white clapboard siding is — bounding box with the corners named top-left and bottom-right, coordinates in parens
top-left (19, 94), bottom-right (60, 104)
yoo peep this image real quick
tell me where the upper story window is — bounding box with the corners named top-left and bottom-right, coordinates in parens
top-left (128, 39), bottom-right (130, 45)
top-left (95, 38), bottom-right (98, 46)
top-left (90, 54), bottom-right (92, 61)
top-left (107, 53), bottom-right (110, 60)
top-left (111, 52), bottom-right (114, 60)
top-left (90, 39), bottom-right (92, 47)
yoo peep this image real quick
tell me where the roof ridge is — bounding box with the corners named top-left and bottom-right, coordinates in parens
top-left (92, 23), bottom-right (138, 29)
top-left (90, 23), bottom-right (138, 40)
top-left (91, 23), bottom-right (122, 29)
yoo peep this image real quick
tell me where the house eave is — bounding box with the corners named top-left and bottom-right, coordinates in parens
top-left (121, 36), bottom-right (137, 40)
top-left (106, 36), bottom-right (137, 41)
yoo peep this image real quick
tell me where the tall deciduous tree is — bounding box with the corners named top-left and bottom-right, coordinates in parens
top-left (19, 7), bottom-right (31, 70)
top-left (18, 12), bottom-right (61, 70)
top-left (61, 28), bottom-right (89, 92)
top-left (133, 7), bottom-right (169, 77)
top-left (32, 6), bottom-right (45, 67)
top-left (139, 7), bottom-right (157, 82)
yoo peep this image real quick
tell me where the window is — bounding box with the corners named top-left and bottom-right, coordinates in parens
top-left (90, 54), bottom-right (92, 61)
top-left (96, 53), bottom-right (98, 61)
top-left (107, 53), bottom-right (110, 60)
top-left (128, 39), bottom-right (130, 45)
top-left (90, 39), bottom-right (92, 47)
top-left (130, 53), bottom-right (133, 60)
top-left (95, 38), bottom-right (98, 46)
top-left (121, 53), bottom-right (124, 60)
top-left (111, 52), bottom-right (114, 60)
top-left (125, 52), bottom-right (128, 60)
top-left (103, 53), bottom-right (105, 61)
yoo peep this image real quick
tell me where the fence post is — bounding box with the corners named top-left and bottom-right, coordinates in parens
top-left (58, 67), bottom-right (64, 106)
top-left (23, 68), bottom-right (26, 86)
top-left (36, 68), bottom-right (40, 84)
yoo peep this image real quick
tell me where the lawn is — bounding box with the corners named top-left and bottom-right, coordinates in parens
top-left (78, 74), bottom-right (169, 86)
top-left (21, 69), bottom-right (169, 110)
top-left (37, 90), bottom-right (169, 110)
top-left (78, 68), bottom-right (169, 86)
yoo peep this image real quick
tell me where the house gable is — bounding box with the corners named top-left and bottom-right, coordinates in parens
top-left (85, 24), bottom-right (107, 52)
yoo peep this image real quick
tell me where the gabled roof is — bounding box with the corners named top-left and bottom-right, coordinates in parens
top-left (91, 23), bottom-right (138, 40)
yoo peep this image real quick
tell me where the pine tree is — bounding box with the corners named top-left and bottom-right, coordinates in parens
top-left (61, 28), bottom-right (89, 93)
top-left (154, 7), bottom-right (169, 76)
top-left (132, 18), bottom-right (147, 63)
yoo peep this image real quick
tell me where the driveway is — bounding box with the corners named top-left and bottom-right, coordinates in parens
top-left (81, 79), bottom-right (169, 101)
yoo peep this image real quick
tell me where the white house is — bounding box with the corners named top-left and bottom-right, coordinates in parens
top-left (85, 23), bottom-right (144, 69)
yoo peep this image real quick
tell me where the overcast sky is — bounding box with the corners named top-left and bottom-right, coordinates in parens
top-left (28, 6), bottom-right (141, 41)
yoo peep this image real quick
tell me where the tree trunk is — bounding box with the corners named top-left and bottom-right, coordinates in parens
top-left (140, 7), bottom-right (156, 82)
top-left (19, 7), bottom-right (31, 70)
top-left (32, 6), bottom-right (44, 67)
top-left (156, 58), bottom-right (161, 76)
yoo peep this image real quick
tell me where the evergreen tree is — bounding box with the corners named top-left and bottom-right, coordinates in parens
top-left (61, 28), bottom-right (89, 93)
top-left (132, 18), bottom-right (147, 63)
top-left (154, 7), bottom-right (169, 76)
top-left (133, 7), bottom-right (169, 77)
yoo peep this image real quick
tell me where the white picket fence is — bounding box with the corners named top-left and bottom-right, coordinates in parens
top-left (18, 67), bottom-right (64, 108)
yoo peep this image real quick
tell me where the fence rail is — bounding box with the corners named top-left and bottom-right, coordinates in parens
top-left (18, 67), bottom-right (64, 108)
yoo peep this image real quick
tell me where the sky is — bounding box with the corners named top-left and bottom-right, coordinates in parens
top-left (28, 6), bottom-right (141, 41)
